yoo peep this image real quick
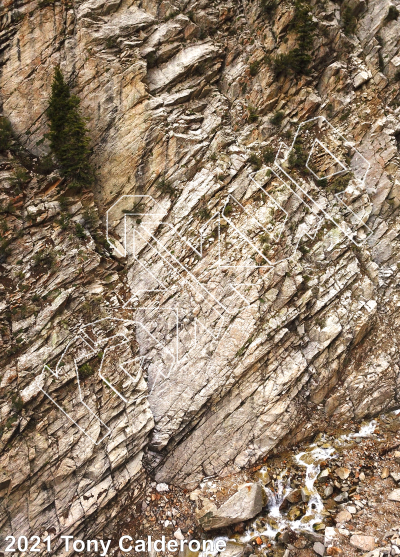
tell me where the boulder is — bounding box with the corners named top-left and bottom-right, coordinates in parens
top-left (287, 506), bottom-right (302, 521)
top-left (353, 70), bottom-right (371, 89)
top-left (197, 483), bottom-right (264, 531)
top-left (349, 534), bottom-right (375, 551)
top-left (313, 541), bottom-right (325, 556)
top-left (381, 467), bottom-right (389, 479)
top-left (335, 467), bottom-right (351, 480)
top-left (390, 472), bottom-right (400, 482)
top-left (388, 489), bottom-right (400, 502)
top-left (324, 485), bottom-right (334, 497)
top-left (286, 488), bottom-right (303, 503)
top-left (335, 509), bottom-right (352, 523)
top-left (220, 542), bottom-right (247, 557)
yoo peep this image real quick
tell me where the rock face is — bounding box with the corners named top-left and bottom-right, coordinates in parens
top-left (196, 483), bottom-right (264, 531)
top-left (1, 0), bottom-right (400, 548)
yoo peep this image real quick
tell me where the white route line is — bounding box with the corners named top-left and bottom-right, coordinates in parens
top-left (106, 195), bottom-right (166, 257)
top-left (44, 117), bottom-right (374, 445)
top-left (41, 317), bottom-right (176, 442)
top-left (133, 225), bottom-right (229, 316)
top-left (274, 163), bottom-right (373, 248)
top-left (306, 138), bottom-right (348, 181)
top-left (41, 365), bottom-right (112, 445)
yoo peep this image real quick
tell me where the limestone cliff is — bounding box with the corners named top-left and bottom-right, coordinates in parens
top-left (1, 0), bottom-right (400, 550)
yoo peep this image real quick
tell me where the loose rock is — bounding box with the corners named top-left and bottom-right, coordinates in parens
top-left (313, 541), bottom-right (325, 556)
top-left (388, 489), bottom-right (400, 502)
top-left (349, 534), bottom-right (376, 551)
top-left (335, 510), bottom-right (352, 523)
top-left (335, 468), bottom-right (351, 480)
top-left (326, 548), bottom-right (343, 556)
top-left (197, 483), bottom-right (264, 531)
top-left (156, 483), bottom-right (169, 493)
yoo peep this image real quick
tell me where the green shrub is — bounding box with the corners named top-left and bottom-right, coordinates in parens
top-left (247, 105), bottom-right (259, 123)
top-left (249, 153), bottom-right (262, 170)
top-left (10, 167), bottom-right (30, 192)
top-left (39, 0), bottom-right (56, 7)
top-left (260, 0), bottom-right (278, 14)
top-left (32, 248), bottom-right (57, 270)
top-left (342, 6), bottom-right (357, 35)
top-left (35, 153), bottom-right (55, 175)
top-left (105, 36), bottom-right (118, 49)
top-left (249, 61), bottom-right (261, 76)
top-left (259, 232), bottom-right (271, 255)
top-left (262, 146), bottom-right (275, 164)
top-left (156, 177), bottom-right (177, 197)
top-left (0, 200), bottom-right (15, 214)
top-left (198, 207), bottom-right (211, 220)
top-left (223, 203), bottom-right (233, 217)
top-left (339, 108), bottom-right (351, 121)
top-left (196, 197), bottom-right (212, 220)
top-left (273, 53), bottom-right (293, 76)
top-left (47, 67), bottom-right (93, 185)
top-left (68, 180), bottom-right (84, 193)
top-left (78, 362), bottom-right (94, 379)
top-left (57, 196), bottom-right (69, 211)
top-left (11, 394), bottom-right (24, 412)
top-left (0, 218), bottom-right (8, 233)
top-left (327, 172), bottom-right (353, 193)
top-left (75, 223), bottom-right (86, 238)
top-left (0, 118), bottom-right (13, 152)
top-left (274, 49), bottom-right (312, 77)
top-left (0, 239), bottom-right (11, 263)
top-left (291, 1), bottom-right (317, 47)
top-left (386, 5), bottom-right (399, 21)
top-left (288, 138), bottom-right (307, 170)
top-left (83, 207), bottom-right (98, 230)
top-left (56, 213), bottom-right (70, 230)
top-left (165, 10), bottom-right (180, 21)
top-left (270, 111), bottom-right (284, 126)
top-left (273, 1), bottom-right (316, 76)
top-left (4, 415), bottom-right (18, 431)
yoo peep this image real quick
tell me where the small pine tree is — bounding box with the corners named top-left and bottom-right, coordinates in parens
top-left (47, 67), bottom-right (93, 185)
top-left (0, 117), bottom-right (13, 152)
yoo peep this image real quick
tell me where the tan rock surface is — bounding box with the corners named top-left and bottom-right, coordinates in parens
top-left (1, 0), bottom-right (400, 547)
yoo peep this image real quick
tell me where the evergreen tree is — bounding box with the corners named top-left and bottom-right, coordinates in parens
top-left (0, 117), bottom-right (13, 152)
top-left (47, 67), bottom-right (93, 185)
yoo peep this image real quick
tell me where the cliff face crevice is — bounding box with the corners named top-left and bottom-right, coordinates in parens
top-left (1, 0), bottom-right (400, 548)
